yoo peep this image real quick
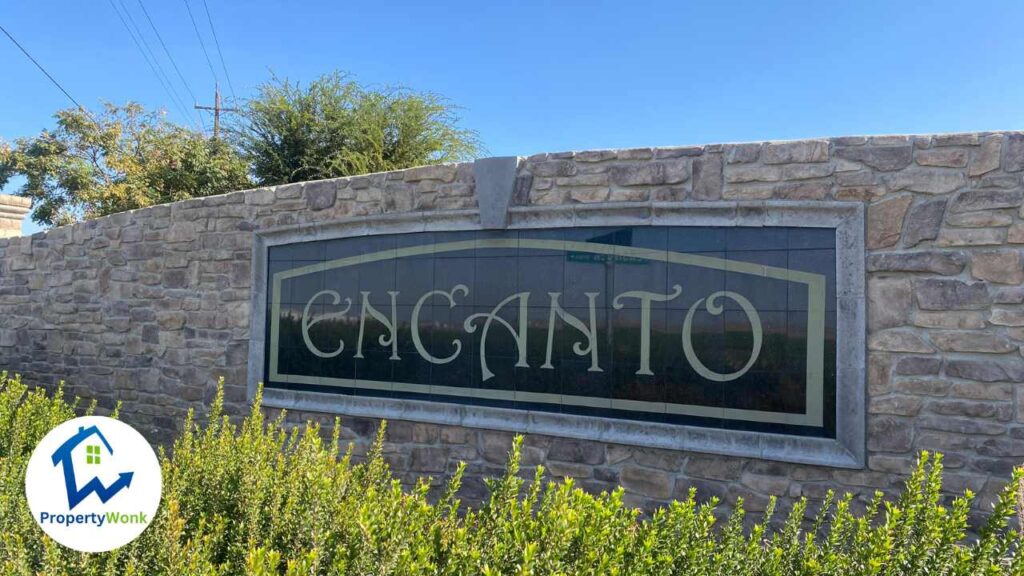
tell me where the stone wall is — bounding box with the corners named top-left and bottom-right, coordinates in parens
top-left (2, 131), bottom-right (1023, 520)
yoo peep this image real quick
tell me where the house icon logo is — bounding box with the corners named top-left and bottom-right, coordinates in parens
top-left (50, 424), bottom-right (134, 510)
top-left (25, 416), bottom-right (162, 553)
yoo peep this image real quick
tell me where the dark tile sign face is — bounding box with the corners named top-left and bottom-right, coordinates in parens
top-left (264, 226), bottom-right (837, 438)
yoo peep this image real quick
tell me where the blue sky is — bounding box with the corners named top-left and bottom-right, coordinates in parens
top-left (3, 0), bottom-right (1023, 234)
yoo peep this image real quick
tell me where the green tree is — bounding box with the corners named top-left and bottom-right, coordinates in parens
top-left (0, 103), bottom-right (251, 226)
top-left (233, 72), bottom-right (482, 185)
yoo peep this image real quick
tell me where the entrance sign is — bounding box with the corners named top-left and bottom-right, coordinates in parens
top-left (263, 226), bottom-right (837, 439)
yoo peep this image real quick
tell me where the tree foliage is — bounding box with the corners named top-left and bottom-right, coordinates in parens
top-left (233, 72), bottom-right (482, 185)
top-left (0, 103), bottom-right (250, 226)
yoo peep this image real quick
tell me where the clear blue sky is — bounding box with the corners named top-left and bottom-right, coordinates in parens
top-left (3, 0), bottom-right (1023, 235)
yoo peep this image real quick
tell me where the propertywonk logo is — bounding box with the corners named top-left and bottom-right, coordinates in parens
top-left (25, 416), bottom-right (162, 552)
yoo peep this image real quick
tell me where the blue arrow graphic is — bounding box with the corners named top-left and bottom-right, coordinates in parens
top-left (50, 425), bottom-right (135, 510)
top-left (61, 466), bottom-right (134, 510)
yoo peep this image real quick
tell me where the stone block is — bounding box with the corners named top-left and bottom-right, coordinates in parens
top-left (989, 308), bottom-right (1024, 326)
top-left (946, 211), bottom-right (1014, 229)
top-left (304, 180), bottom-right (337, 211)
top-left (867, 416), bottom-right (914, 452)
top-left (867, 353), bottom-right (893, 395)
top-left (620, 466), bottom-right (673, 499)
top-left (868, 454), bottom-right (916, 474)
top-left (546, 460), bottom-right (593, 479)
top-left (617, 148), bottom-right (654, 161)
top-left (893, 355), bottom-right (941, 376)
top-left (245, 188), bottom-right (275, 205)
top-left (888, 167), bottom-right (965, 194)
top-left (1008, 223), bottom-right (1024, 244)
top-left (440, 427), bottom-right (473, 444)
top-left (1004, 133), bottom-right (1024, 172)
top-left (654, 146), bottom-right (703, 159)
top-left (835, 186), bottom-right (886, 201)
top-left (990, 286), bottom-right (1024, 304)
top-left (781, 163), bottom-right (835, 180)
top-left (936, 227), bottom-right (1006, 247)
top-left (575, 150), bottom-right (616, 162)
top-left (866, 251), bottom-right (965, 275)
top-left (547, 438), bottom-right (605, 465)
top-left (156, 312), bottom-right (186, 331)
top-left (775, 181), bottom-right (830, 200)
top-left (479, 430), bottom-right (517, 464)
top-left (868, 330), bottom-right (935, 353)
top-left (626, 447), bottom-right (685, 471)
top-left (945, 358), bottom-right (1024, 382)
top-left (867, 195), bottom-right (912, 249)
top-left (969, 135), bottom-right (1003, 176)
top-left (610, 164), bottom-right (665, 186)
top-left (867, 278), bottom-right (912, 329)
top-left (927, 399), bottom-right (1010, 420)
top-left (892, 378), bottom-right (948, 396)
top-left (835, 145), bottom-right (913, 171)
top-left (912, 311), bottom-right (985, 329)
top-left (761, 140), bottom-right (829, 164)
top-left (724, 143), bottom-right (761, 164)
top-left (403, 164), bottom-right (458, 182)
top-left (977, 437), bottom-right (1024, 458)
top-left (918, 415), bottom-right (1006, 436)
top-left (915, 279), bottom-right (990, 310)
top-left (902, 198), bottom-right (946, 247)
top-left (950, 381), bottom-right (1012, 401)
top-left (674, 478), bottom-right (729, 503)
top-left (725, 164), bottom-right (781, 183)
top-left (971, 250), bottom-right (1024, 284)
top-left (917, 147), bottom-right (968, 168)
top-left (162, 269), bottom-right (190, 289)
top-left (593, 467), bottom-right (619, 483)
top-left (934, 133), bottom-right (980, 146)
top-left (684, 455), bottom-right (744, 481)
top-left (869, 394), bottom-right (923, 416)
top-left (949, 190), bottom-right (1023, 212)
top-left (740, 473), bottom-right (790, 495)
top-left (929, 331), bottom-right (1015, 353)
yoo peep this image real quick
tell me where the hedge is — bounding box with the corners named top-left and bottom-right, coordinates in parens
top-left (1, 372), bottom-right (1022, 575)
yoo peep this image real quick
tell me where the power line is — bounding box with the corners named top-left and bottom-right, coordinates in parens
top-left (0, 22), bottom-right (92, 116)
top-left (135, 0), bottom-right (207, 131)
top-left (107, 0), bottom-right (198, 129)
top-left (111, 0), bottom-right (197, 129)
top-left (182, 0), bottom-right (219, 86)
top-left (200, 0), bottom-right (236, 101)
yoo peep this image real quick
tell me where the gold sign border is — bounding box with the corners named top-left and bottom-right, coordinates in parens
top-left (268, 238), bottom-right (827, 427)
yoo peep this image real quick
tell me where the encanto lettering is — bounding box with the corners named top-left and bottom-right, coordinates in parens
top-left (301, 284), bottom-right (764, 383)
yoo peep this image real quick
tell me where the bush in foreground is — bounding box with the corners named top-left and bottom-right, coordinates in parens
top-left (1, 372), bottom-right (1023, 575)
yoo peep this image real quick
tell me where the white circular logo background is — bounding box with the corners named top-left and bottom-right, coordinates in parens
top-left (25, 416), bottom-right (162, 553)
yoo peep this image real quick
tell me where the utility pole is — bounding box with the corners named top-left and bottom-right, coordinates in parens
top-left (194, 84), bottom-right (238, 139)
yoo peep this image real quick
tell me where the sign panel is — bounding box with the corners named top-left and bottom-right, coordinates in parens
top-left (264, 226), bottom-right (837, 438)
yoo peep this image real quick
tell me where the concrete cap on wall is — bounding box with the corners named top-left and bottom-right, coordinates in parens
top-left (473, 156), bottom-right (519, 229)
top-left (0, 194), bottom-right (31, 238)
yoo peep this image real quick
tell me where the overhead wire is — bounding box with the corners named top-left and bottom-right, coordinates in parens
top-left (135, 0), bottom-right (207, 131)
top-left (182, 0), bottom-right (219, 86)
top-left (107, 0), bottom-right (199, 129)
top-left (199, 0), bottom-right (236, 101)
top-left (112, 0), bottom-right (198, 129)
top-left (0, 22), bottom-right (95, 121)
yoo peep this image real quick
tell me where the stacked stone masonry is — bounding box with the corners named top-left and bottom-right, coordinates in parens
top-left (2, 131), bottom-right (1024, 522)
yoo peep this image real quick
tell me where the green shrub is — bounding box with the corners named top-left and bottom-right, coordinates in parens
top-left (1, 371), bottom-right (1022, 575)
